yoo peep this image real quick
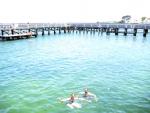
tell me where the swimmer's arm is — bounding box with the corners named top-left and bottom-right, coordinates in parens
top-left (59, 98), bottom-right (70, 102)
top-left (88, 92), bottom-right (98, 101)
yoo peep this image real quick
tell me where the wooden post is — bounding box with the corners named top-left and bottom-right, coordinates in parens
top-left (64, 27), bottom-right (66, 33)
top-left (103, 28), bottom-right (106, 32)
top-left (106, 28), bottom-right (110, 35)
top-left (1, 30), bottom-right (4, 36)
top-left (83, 27), bottom-right (85, 34)
top-left (124, 28), bottom-right (127, 36)
top-left (146, 29), bottom-right (148, 34)
top-left (90, 28), bottom-right (92, 34)
top-left (143, 29), bottom-right (148, 37)
top-left (93, 28), bottom-right (95, 34)
top-left (98, 28), bottom-right (100, 32)
top-left (133, 28), bottom-right (137, 36)
top-left (28, 29), bottom-right (31, 32)
top-left (73, 27), bottom-right (74, 33)
top-left (11, 29), bottom-right (14, 35)
top-left (115, 28), bottom-right (118, 35)
top-left (48, 28), bottom-right (50, 35)
top-left (86, 28), bottom-right (88, 33)
top-left (79, 29), bottom-right (81, 34)
top-left (35, 29), bottom-right (38, 37)
top-left (67, 27), bottom-right (69, 33)
top-left (54, 28), bottom-right (56, 34)
top-left (59, 28), bottom-right (61, 34)
top-left (42, 28), bottom-right (44, 35)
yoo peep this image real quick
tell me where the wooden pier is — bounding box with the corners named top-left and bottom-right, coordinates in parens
top-left (0, 32), bottom-right (37, 41)
top-left (0, 23), bottom-right (150, 41)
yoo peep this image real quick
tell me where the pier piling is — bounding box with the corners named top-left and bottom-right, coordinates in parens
top-left (124, 28), bottom-right (127, 36)
top-left (115, 28), bottom-right (118, 35)
top-left (133, 28), bottom-right (137, 36)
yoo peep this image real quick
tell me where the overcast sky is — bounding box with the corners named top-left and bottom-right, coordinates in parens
top-left (0, 0), bottom-right (150, 23)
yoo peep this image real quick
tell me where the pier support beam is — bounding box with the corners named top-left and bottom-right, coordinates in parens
top-left (67, 27), bottom-right (70, 33)
top-left (93, 28), bottom-right (95, 34)
top-left (124, 28), bottom-right (127, 36)
top-left (115, 28), bottom-right (118, 35)
top-left (42, 28), bottom-right (44, 36)
top-left (35, 29), bottom-right (38, 37)
top-left (76, 29), bottom-right (78, 34)
top-left (133, 28), bottom-right (137, 36)
top-left (11, 29), bottom-right (14, 35)
top-left (86, 28), bottom-right (88, 33)
top-left (48, 28), bottom-right (50, 35)
top-left (1, 30), bottom-right (4, 36)
top-left (79, 29), bottom-right (81, 34)
top-left (28, 29), bottom-right (31, 33)
top-left (106, 28), bottom-right (110, 35)
top-left (143, 29), bottom-right (148, 37)
top-left (59, 28), bottom-right (61, 34)
top-left (54, 28), bottom-right (56, 35)
top-left (64, 27), bottom-right (66, 34)
top-left (98, 28), bottom-right (100, 32)
top-left (90, 28), bottom-right (92, 34)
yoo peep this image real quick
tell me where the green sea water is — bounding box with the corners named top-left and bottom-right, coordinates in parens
top-left (0, 32), bottom-right (150, 113)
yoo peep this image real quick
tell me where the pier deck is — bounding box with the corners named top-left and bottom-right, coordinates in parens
top-left (0, 32), bottom-right (37, 40)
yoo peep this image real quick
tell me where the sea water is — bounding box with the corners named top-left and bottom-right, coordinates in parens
top-left (0, 32), bottom-right (150, 113)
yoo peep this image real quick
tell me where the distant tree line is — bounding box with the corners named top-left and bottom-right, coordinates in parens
top-left (118, 15), bottom-right (150, 23)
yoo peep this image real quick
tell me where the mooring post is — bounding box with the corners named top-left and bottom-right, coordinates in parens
top-left (133, 28), bottom-right (137, 36)
top-left (124, 28), bottom-right (127, 36)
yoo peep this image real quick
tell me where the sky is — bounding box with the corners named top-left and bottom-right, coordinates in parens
top-left (0, 0), bottom-right (150, 23)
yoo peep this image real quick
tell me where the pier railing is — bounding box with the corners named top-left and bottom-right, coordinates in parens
top-left (0, 23), bottom-right (150, 30)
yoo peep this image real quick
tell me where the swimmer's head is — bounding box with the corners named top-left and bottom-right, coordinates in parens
top-left (84, 88), bottom-right (88, 93)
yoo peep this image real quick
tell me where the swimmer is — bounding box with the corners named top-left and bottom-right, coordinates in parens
top-left (59, 93), bottom-right (81, 109)
top-left (69, 93), bottom-right (75, 103)
top-left (80, 88), bottom-right (97, 102)
top-left (59, 93), bottom-right (79, 103)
